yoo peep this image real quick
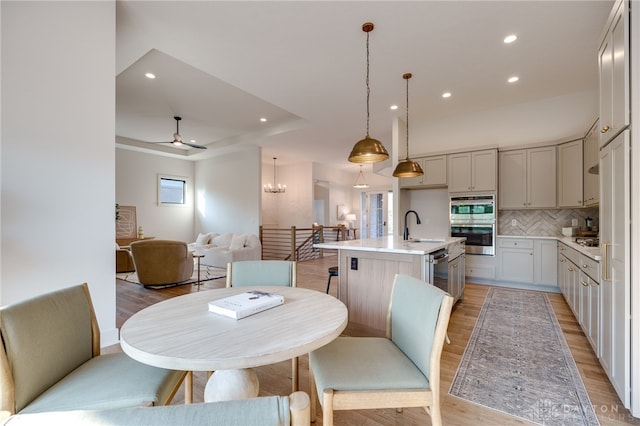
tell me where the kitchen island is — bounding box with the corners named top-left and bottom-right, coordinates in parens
top-left (314, 236), bottom-right (465, 335)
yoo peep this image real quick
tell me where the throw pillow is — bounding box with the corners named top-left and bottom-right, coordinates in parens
top-left (229, 234), bottom-right (247, 250)
top-left (212, 233), bottom-right (234, 248)
top-left (195, 233), bottom-right (210, 246)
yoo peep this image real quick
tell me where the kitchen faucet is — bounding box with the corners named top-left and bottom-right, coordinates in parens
top-left (403, 210), bottom-right (422, 240)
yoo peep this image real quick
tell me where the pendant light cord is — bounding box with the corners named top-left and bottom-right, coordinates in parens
top-left (405, 74), bottom-right (410, 160)
top-left (365, 30), bottom-right (371, 138)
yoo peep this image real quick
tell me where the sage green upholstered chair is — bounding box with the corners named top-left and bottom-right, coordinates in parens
top-left (0, 283), bottom-right (186, 415)
top-left (1, 392), bottom-right (311, 426)
top-left (309, 274), bottom-right (454, 426)
top-left (226, 260), bottom-right (298, 392)
top-left (130, 239), bottom-right (194, 286)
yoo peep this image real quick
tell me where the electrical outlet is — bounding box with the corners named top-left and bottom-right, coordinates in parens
top-left (511, 219), bottom-right (517, 226)
top-left (571, 218), bottom-right (578, 227)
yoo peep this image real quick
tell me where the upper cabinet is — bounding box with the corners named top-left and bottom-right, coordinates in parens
top-left (583, 120), bottom-right (599, 207)
top-left (499, 146), bottom-right (556, 209)
top-left (447, 149), bottom-right (497, 193)
top-left (598, 0), bottom-right (629, 147)
top-left (557, 140), bottom-right (584, 208)
top-left (399, 155), bottom-right (447, 188)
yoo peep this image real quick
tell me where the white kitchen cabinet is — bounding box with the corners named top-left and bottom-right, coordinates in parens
top-left (496, 238), bottom-right (533, 283)
top-left (499, 146), bottom-right (556, 209)
top-left (448, 253), bottom-right (465, 304)
top-left (600, 131), bottom-right (630, 404)
top-left (533, 239), bottom-right (558, 287)
top-left (465, 253), bottom-right (495, 280)
top-left (598, 0), bottom-right (629, 148)
top-left (399, 155), bottom-right (447, 188)
top-left (557, 140), bottom-right (583, 208)
top-left (447, 149), bottom-right (496, 193)
top-left (558, 242), bottom-right (601, 357)
top-left (583, 121), bottom-right (599, 206)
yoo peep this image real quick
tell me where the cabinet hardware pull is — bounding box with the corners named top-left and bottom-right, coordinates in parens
top-left (601, 243), bottom-right (610, 281)
top-left (582, 264), bottom-right (588, 268)
top-left (568, 267), bottom-right (574, 272)
top-left (601, 125), bottom-right (610, 133)
top-left (581, 281), bottom-right (589, 286)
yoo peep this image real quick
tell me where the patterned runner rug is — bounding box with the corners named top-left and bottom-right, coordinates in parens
top-left (116, 265), bottom-right (226, 288)
top-left (449, 287), bottom-right (599, 426)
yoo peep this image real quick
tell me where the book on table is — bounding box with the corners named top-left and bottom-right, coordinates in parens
top-left (208, 290), bottom-right (284, 319)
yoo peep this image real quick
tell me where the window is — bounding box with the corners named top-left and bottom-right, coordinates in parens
top-left (158, 175), bottom-right (187, 205)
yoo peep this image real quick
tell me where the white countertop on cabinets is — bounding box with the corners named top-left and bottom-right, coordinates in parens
top-left (314, 236), bottom-right (465, 255)
top-left (497, 235), bottom-right (601, 261)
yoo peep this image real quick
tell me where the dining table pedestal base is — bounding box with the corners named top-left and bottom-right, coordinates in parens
top-left (204, 368), bottom-right (259, 402)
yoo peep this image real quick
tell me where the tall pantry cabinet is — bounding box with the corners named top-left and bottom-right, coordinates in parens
top-left (597, 0), bottom-right (631, 408)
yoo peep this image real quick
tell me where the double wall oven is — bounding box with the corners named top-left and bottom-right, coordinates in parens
top-left (450, 194), bottom-right (496, 255)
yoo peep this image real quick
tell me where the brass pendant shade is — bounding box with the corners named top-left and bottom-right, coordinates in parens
top-left (349, 136), bottom-right (389, 164)
top-left (393, 72), bottom-right (424, 178)
top-left (393, 159), bottom-right (424, 177)
top-left (348, 22), bottom-right (389, 164)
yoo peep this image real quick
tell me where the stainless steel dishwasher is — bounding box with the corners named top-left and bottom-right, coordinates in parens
top-left (427, 248), bottom-right (449, 292)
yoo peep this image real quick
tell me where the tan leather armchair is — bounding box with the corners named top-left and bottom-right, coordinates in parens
top-left (116, 247), bottom-right (135, 273)
top-left (130, 240), bottom-right (194, 286)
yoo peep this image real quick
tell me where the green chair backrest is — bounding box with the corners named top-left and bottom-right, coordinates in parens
top-left (227, 261), bottom-right (296, 287)
top-left (0, 284), bottom-right (94, 412)
top-left (389, 274), bottom-right (447, 382)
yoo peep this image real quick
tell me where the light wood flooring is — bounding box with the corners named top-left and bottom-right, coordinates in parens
top-left (113, 255), bottom-right (639, 425)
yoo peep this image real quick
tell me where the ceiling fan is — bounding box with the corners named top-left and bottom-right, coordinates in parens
top-left (153, 116), bottom-right (207, 149)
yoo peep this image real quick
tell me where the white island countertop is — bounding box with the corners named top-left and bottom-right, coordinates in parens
top-left (314, 236), bottom-right (465, 255)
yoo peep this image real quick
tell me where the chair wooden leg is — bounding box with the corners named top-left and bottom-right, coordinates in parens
top-left (309, 368), bottom-right (317, 422)
top-left (291, 357), bottom-right (299, 393)
top-left (322, 389), bottom-right (334, 426)
top-left (184, 371), bottom-right (193, 404)
top-left (289, 391), bottom-right (311, 426)
top-left (429, 404), bottom-right (442, 426)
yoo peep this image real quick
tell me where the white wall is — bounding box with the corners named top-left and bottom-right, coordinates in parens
top-left (262, 160), bottom-right (314, 228)
top-left (401, 188), bottom-right (450, 238)
top-left (116, 148), bottom-right (194, 242)
top-left (1, 2), bottom-right (118, 345)
top-left (196, 148), bottom-right (261, 235)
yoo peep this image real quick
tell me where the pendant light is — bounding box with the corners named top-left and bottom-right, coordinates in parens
top-left (353, 165), bottom-right (369, 189)
top-left (348, 22), bottom-right (389, 164)
top-left (393, 73), bottom-right (424, 178)
top-left (264, 157), bottom-right (286, 193)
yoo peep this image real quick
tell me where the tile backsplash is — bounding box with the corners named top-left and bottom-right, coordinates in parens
top-left (498, 207), bottom-right (599, 236)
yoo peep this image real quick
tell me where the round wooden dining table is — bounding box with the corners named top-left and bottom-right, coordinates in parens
top-left (120, 286), bottom-right (348, 402)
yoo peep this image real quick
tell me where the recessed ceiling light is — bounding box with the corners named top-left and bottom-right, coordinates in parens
top-left (442, 92), bottom-right (452, 98)
top-left (390, 105), bottom-right (399, 110)
top-left (504, 34), bottom-right (517, 44)
top-left (260, 117), bottom-right (268, 122)
top-left (145, 72), bottom-right (156, 79)
top-left (508, 76), bottom-right (519, 83)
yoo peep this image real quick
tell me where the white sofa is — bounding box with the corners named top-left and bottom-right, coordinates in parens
top-left (190, 232), bottom-right (262, 268)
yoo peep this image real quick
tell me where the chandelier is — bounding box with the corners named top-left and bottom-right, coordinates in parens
top-left (353, 165), bottom-right (369, 189)
top-left (264, 157), bottom-right (286, 193)
top-left (348, 22), bottom-right (389, 164)
top-left (393, 73), bottom-right (424, 178)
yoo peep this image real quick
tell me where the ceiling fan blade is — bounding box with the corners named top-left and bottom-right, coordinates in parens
top-left (183, 141), bottom-right (207, 149)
